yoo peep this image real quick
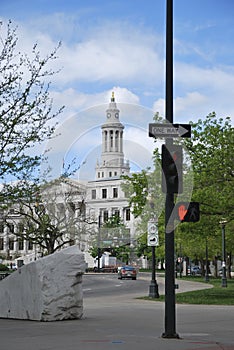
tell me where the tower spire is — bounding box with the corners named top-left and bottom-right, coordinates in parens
top-left (95, 93), bottom-right (130, 180)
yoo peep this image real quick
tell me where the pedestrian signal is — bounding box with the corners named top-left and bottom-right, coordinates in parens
top-left (175, 202), bottom-right (200, 222)
top-left (162, 144), bottom-right (183, 194)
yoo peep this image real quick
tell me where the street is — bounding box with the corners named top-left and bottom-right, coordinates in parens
top-left (82, 271), bottom-right (158, 299)
top-left (0, 272), bottom-right (233, 350)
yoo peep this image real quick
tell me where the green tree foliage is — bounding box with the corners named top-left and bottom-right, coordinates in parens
top-left (122, 112), bottom-right (234, 272)
top-left (89, 214), bottom-right (131, 264)
top-left (121, 139), bottom-right (165, 263)
top-left (185, 113), bottom-right (233, 222)
top-left (180, 113), bottom-right (234, 274)
top-left (121, 170), bottom-right (149, 218)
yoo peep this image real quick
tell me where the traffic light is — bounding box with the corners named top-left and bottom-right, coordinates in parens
top-left (175, 202), bottom-right (200, 222)
top-left (162, 144), bottom-right (183, 194)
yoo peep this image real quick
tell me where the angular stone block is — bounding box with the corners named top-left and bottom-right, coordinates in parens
top-left (0, 246), bottom-right (86, 321)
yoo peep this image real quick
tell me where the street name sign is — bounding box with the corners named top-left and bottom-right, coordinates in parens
top-left (149, 123), bottom-right (191, 138)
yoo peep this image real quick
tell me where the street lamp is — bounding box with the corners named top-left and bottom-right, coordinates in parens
top-left (219, 219), bottom-right (227, 288)
top-left (205, 238), bottom-right (209, 282)
top-left (97, 213), bottom-right (102, 273)
top-left (147, 194), bottom-right (159, 298)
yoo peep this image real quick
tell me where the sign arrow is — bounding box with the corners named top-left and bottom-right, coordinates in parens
top-left (177, 125), bottom-right (190, 137)
top-left (149, 123), bottom-right (191, 138)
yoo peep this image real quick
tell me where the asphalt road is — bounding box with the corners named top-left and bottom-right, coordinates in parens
top-left (0, 272), bottom-right (233, 350)
top-left (82, 271), bottom-right (157, 299)
top-left (82, 271), bottom-right (213, 299)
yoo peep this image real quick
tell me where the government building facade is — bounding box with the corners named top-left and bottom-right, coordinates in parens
top-left (0, 93), bottom-right (139, 268)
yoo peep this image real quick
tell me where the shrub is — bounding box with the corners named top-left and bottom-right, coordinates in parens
top-left (0, 263), bottom-right (9, 271)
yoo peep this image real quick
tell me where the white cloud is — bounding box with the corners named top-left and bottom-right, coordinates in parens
top-left (2, 13), bottom-right (234, 127)
top-left (3, 15), bottom-right (163, 88)
top-left (153, 61), bottom-right (234, 122)
top-left (51, 24), bottom-right (163, 87)
top-left (153, 98), bottom-right (165, 117)
top-left (50, 87), bottom-right (140, 126)
top-left (174, 92), bottom-right (209, 120)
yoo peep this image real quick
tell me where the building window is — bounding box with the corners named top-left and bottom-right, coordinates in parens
top-left (113, 188), bottom-right (118, 198)
top-left (0, 238), bottom-right (3, 250)
top-left (114, 171), bottom-right (117, 176)
top-left (18, 238), bottom-right (24, 251)
top-left (114, 209), bottom-right (120, 218)
top-left (98, 172), bottom-right (100, 178)
top-left (109, 172), bottom-right (112, 177)
top-left (102, 189), bottom-right (107, 199)
top-left (110, 130), bottom-right (113, 148)
top-left (91, 189), bottom-right (96, 199)
top-left (126, 208), bottom-right (131, 221)
top-left (18, 223), bottom-right (24, 233)
top-left (103, 210), bottom-right (109, 222)
top-left (8, 223), bottom-right (14, 233)
top-left (102, 172), bottom-right (104, 178)
top-left (28, 240), bottom-right (33, 250)
top-left (9, 238), bottom-right (14, 250)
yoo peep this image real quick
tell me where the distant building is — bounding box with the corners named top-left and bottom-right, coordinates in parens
top-left (0, 93), bottom-right (138, 267)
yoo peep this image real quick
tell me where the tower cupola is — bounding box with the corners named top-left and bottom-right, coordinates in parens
top-left (95, 92), bottom-right (130, 180)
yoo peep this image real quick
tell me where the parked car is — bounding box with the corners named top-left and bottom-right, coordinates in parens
top-left (118, 266), bottom-right (137, 280)
top-left (190, 265), bottom-right (201, 276)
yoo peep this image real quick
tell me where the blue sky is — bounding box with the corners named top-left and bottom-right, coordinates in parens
top-left (1, 0), bottom-right (234, 180)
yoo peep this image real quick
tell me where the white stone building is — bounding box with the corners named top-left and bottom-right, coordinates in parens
top-left (0, 93), bottom-right (138, 266)
top-left (86, 93), bottom-right (134, 232)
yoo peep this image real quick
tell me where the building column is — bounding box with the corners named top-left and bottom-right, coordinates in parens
top-left (107, 130), bottom-right (110, 152)
top-left (3, 225), bottom-right (9, 255)
top-left (120, 131), bottom-right (123, 152)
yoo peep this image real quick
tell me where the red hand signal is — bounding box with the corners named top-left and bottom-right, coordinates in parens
top-left (178, 205), bottom-right (187, 221)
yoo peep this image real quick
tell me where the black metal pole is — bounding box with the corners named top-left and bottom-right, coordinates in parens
top-left (149, 246), bottom-right (159, 298)
top-left (163, 193), bottom-right (178, 338)
top-left (205, 238), bottom-right (209, 282)
top-left (179, 243), bottom-right (182, 278)
top-left (165, 0), bottom-right (173, 124)
top-left (162, 0), bottom-right (179, 338)
top-left (221, 223), bottom-right (227, 287)
top-left (97, 215), bottom-right (101, 273)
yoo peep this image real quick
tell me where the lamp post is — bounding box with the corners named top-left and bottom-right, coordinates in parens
top-left (97, 214), bottom-right (102, 273)
top-left (148, 218), bottom-right (159, 298)
top-left (220, 219), bottom-right (227, 287)
top-left (205, 238), bottom-right (209, 282)
top-left (147, 194), bottom-right (159, 298)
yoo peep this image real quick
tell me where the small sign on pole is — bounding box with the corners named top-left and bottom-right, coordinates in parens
top-left (149, 123), bottom-right (191, 138)
top-left (147, 220), bottom-right (159, 246)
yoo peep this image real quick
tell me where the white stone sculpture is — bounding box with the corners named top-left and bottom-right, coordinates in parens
top-left (0, 246), bottom-right (86, 321)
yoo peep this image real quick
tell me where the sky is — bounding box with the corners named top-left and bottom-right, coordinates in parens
top-left (1, 0), bottom-right (234, 180)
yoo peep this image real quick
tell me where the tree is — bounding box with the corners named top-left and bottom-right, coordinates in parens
top-left (0, 21), bottom-right (63, 185)
top-left (89, 214), bottom-right (132, 264)
top-left (185, 113), bottom-right (234, 222)
top-left (121, 112), bottom-right (234, 274)
top-left (4, 178), bottom-right (87, 255)
top-left (181, 113), bottom-right (234, 276)
top-left (121, 140), bottom-right (166, 264)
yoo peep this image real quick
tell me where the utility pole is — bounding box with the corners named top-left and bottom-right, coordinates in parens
top-left (149, 0), bottom-right (196, 337)
top-left (162, 0), bottom-right (179, 338)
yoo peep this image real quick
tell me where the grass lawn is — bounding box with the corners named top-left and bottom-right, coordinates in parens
top-left (140, 277), bottom-right (234, 305)
top-left (176, 277), bottom-right (234, 305)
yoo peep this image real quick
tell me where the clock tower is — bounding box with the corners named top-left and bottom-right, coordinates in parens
top-left (95, 92), bottom-right (130, 180)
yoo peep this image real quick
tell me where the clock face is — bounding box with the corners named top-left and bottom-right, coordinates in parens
top-left (115, 113), bottom-right (119, 118)
top-left (107, 113), bottom-right (111, 118)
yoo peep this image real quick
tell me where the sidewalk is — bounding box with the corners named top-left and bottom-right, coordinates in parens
top-left (0, 278), bottom-right (233, 350)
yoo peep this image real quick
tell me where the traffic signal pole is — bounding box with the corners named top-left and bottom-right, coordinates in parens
top-left (162, 0), bottom-right (179, 338)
